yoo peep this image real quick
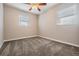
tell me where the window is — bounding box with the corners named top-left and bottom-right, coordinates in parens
top-left (19, 15), bottom-right (28, 26)
top-left (57, 4), bottom-right (78, 25)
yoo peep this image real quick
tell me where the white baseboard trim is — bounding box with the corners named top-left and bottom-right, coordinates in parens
top-left (39, 35), bottom-right (79, 47)
top-left (0, 41), bottom-right (4, 48)
top-left (3, 35), bottom-right (79, 48)
top-left (0, 43), bottom-right (3, 48)
top-left (4, 35), bottom-right (38, 42)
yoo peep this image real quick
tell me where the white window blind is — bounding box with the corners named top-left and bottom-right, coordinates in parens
top-left (19, 15), bottom-right (28, 27)
top-left (57, 4), bottom-right (78, 25)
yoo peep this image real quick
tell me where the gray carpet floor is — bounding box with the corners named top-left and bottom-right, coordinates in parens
top-left (0, 37), bottom-right (79, 56)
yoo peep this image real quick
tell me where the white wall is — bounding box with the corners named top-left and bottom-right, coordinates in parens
top-left (4, 5), bottom-right (38, 41)
top-left (0, 3), bottom-right (4, 48)
top-left (38, 4), bottom-right (79, 46)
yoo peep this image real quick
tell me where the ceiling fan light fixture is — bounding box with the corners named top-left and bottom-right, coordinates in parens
top-left (26, 3), bottom-right (47, 11)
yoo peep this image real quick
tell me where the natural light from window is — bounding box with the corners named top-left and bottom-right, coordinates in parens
top-left (19, 15), bottom-right (28, 27)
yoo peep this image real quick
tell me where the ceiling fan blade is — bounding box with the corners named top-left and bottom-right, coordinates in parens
top-left (39, 3), bottom-right (47, 5)
top-left (25, 3), bottom-right (31, 5)
top-left (37, 8), bottom-right (41, 11)
top-left (29, 7), bottom-right (32, 11)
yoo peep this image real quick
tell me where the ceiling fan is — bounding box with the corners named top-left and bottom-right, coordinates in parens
top-left (25, 3), bottom-right (47, 11)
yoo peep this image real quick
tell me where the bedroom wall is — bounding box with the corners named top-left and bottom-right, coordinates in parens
top-left (38, 4), bottom-right (79, 46)
top-left (0, 3), bottom-right (4, 48)
top-left (4, 5), bottom-right (38, 40)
